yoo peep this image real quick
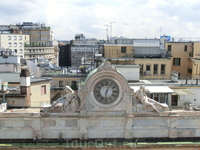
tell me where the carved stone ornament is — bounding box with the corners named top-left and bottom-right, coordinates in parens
top-left (133, 85), bottom-right (169, 112)
top-left (48, 86), bottom-right (80, 113)
top-left (97, 60), bottom-right (116, 72)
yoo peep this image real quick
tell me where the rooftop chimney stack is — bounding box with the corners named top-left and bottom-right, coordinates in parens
top-left (20, 67), bottom-right (31, 107)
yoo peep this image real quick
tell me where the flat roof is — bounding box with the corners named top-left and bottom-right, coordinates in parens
top-left (129, 79), bottom-right (200, 87)
top-left (0, 73), bottom-right (51, 83)
top-left (130, 86), bottom-right (174, 93)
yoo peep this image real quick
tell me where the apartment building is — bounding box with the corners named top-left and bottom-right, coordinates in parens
top-left (166, 38), bottom-right (200, 79)
top-left (135, 58), bottom-right (171, 79)
top-left (191, 42), bottom-right (200, 79)
top-left (134, 39), bottom-right (171, 79)
top-left (103, 38), bottom-right (171, 79)
top-left (71, 44), bottom-right (97, 69)
top-left (166, 41), bottom-right (193, 78)
top-left (0, 22), bottom-right (58, 65)
top-left (70, 34), bottom-right (99, 69)
top-left (24, 47), bottom-right (55, 64)
top-left (103, 44), bottom-right (134, 65)
top-left (0, 34), bottom-right (29, 58)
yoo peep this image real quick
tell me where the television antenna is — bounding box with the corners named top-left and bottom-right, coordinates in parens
top-left (104, 24), bottom-right (109, 43)
top-left (109, 22), bottom-right (115, 42)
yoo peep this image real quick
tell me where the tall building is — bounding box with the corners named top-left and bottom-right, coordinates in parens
top-left (0, 22), bottom-right (58, 65)
top-left (17, 22), bottom-right (53, 47)
top-left (59, 44), bottom-right (71, 67)
top-left (70, 34), bottom-right (99, 69)
top-left (0, 34), bottom-right (29, 58)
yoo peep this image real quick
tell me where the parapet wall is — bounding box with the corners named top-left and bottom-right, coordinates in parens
top-left (0, 111), bottom-right (199, 139)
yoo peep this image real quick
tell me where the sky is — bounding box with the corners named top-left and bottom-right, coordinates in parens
top-left (0, 0), bottom-right (200, 40)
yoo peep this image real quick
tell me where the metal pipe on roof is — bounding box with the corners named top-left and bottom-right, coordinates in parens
top-left (3, 91), bottom-right (9, 103)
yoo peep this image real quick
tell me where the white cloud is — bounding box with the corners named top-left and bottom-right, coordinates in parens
top-left (0, 0), bottom-right (200, 40)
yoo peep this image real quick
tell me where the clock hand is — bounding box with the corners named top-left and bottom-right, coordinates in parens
top-left (105, 86), bottom-right (109, 97)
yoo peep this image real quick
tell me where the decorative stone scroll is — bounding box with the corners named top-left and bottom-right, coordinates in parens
top-left (97, 60), bottom-right (116, 72)
top-left (133, 85), bottom-right (169, 112)
top-left (48, 86), bottom-right (80, 113)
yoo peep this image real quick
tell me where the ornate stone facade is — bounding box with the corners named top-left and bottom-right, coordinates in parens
top-left (3, 60), bottom-right (197, 140)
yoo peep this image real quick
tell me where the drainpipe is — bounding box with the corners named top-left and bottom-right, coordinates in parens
top-left (185, 78), bottom-right (188, 84)
top-left (3, 91), bottom-right (9, 103)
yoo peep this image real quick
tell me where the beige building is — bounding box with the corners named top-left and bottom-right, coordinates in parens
top-left (30, 79), bottom-right (51, 107)
top-left (103, 44), bottom-right (134, 65)
top-left (0, 71), bottom-right (51, 108)
top-left (0, 34), bottom-right (29, 58)
top-left (22, 28), bottom-right (53, 47)
top-left (191, 42), bottom-right (200, 79)
top-left (104, 39), bottom-right (172, 80)
top-left (166, 42), bottom-right (193, 79)
top-left (24, 47), bottom-right (55, 64)
top-left (135, 58), bottom-right (172, 80)
top-left (166, 41), bottom-right (200, 79)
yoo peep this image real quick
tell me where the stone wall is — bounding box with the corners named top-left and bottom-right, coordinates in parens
top-left (0, 112), bottom-right (200, 139)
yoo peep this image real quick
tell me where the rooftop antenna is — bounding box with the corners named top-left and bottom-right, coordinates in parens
top-left (109, 22), bottom-right (115, 42)
top-left (104, 24), bottom-right (109, 43)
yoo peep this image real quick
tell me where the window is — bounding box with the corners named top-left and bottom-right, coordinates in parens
top-left (71, 81), bottom-right (77, 88)
top-left (173, 58), bottom-right (181, 66)
top-left (153, 64), bottom-right (158, 75)
top-left (139, 64), bottom-right (144, 75)
top-left (184, 45), bottom-right (187, 52)
top-left (146, 64), bottom-right (151, 71)
top-left (188, 68), bottom-right (192, 73)
top-left (14, 43), bottom-right (17, 47)
top-left (14, 49), bottom-right (17, 54)
top-left (8, 36), bottom-right (11, 40)
top-left (59, 81), bottom-right (64, 87)
top-left (14, 36), bottom-right (17, 40)
top-left (19, 43), bottom-right (22, 47)
top-left (20, 49), bottom-right (22, 54)
top-left (19, 36), bottom-right (22, 40)
top-left (8, 43), bottom-right (11, 47)
top-left (121, 47), bottom-right (126, 53)
top-left (168, 45), bottom-right (171, 51)
top-left (161, 64), bottom-right (165, 75)
top-left (41, 85), bottom-right (46, 95)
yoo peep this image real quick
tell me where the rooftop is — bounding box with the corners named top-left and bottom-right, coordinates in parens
top-left (0, 73), bottom-right (51, 83)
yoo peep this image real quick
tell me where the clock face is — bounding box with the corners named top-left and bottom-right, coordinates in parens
top-left (94, 79), bottom-right (119, 104)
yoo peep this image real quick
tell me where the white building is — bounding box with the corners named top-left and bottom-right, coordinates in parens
top-left (0, 50), bottom-right (21, 73)
top-left (0, 34), bottom-right (29, 58)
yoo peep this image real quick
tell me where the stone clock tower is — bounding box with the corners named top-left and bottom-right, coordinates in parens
top-left (80, 61), bottom-right (133, 114)
top-left (78, 61), bottom-right (134, 139)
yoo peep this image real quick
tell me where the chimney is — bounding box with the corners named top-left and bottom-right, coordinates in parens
top-left (20, 67), bottom-right (31, 107)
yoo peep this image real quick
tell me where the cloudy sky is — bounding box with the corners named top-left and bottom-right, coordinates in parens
top-left (0, 0), bottom-right (199, 40)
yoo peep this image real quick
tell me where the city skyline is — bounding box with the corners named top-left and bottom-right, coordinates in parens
top-left (0, 0), bottom-right (200, 40)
